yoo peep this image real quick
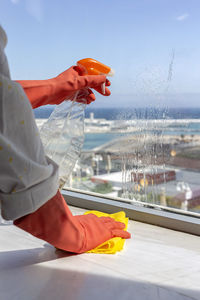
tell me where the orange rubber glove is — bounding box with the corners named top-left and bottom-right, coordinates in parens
top-left (14, 190), bottom-right (131, 253)
top-left (16, 66), bottom-right (111, 109)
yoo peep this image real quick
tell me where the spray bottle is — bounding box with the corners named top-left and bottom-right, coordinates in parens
top-left (40, 58), bottom-right (114, 189)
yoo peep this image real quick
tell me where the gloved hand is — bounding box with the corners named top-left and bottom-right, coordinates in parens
top-left (16, 66), bottom-right (111, 109)
top-left (14, 190), bottom-right (131, 253)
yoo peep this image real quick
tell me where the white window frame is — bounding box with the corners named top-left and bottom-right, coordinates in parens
top-left (62, 188), bottom-right (200, 236)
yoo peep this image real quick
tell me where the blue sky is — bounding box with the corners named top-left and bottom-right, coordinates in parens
top-left (1, 0), bottom-right (200, 107)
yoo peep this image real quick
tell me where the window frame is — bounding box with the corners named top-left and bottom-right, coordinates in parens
top-left (62, 188), bottom-right (200, 236)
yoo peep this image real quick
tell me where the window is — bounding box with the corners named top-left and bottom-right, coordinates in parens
top-left (3, 0), bottom-right (200, 232)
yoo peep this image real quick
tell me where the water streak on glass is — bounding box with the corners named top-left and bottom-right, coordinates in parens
top-left (121, 50), bottom-right (175, 205)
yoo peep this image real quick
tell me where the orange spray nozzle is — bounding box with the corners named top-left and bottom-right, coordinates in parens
top-left (77, 58), bottom-right (114, 94)
top-left (77, 58), bottom-right (114, 76)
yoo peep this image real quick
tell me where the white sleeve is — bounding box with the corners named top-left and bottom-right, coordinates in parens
top-left (0, 74), bottom-right (59, 220)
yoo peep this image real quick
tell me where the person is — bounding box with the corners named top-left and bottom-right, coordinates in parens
top-left (0, 25), bottom-right (131, 253)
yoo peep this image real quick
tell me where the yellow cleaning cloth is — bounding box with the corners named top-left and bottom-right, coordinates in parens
top-left (84, 210), bottom-right (129, 254)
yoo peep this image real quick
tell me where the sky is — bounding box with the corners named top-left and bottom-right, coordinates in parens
top-left (1, 0), bottom-right (200, 108)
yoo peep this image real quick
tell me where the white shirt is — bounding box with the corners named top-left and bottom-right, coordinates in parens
top-left (0, 25), bottom-right (59, 220)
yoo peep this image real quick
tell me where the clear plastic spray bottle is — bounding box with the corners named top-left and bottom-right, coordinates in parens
top-left (40, 58), bottom-right (114, 189)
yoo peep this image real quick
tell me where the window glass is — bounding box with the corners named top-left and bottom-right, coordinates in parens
top-left (2, 0), bottom-right (200, 215)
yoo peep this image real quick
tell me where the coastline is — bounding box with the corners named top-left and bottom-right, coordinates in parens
top-left (36, 117), bottom-right (200, 134)
top-left (36, 117), bottom-right (200, 152)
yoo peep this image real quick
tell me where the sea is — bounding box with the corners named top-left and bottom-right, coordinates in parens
top-left (34, 106), bottom-right (200, 150)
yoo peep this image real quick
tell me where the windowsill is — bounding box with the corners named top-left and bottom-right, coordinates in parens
top-left (62, 189), bottom-right (200, 236)
top-left (0, 205), bottom-right (200, 300)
